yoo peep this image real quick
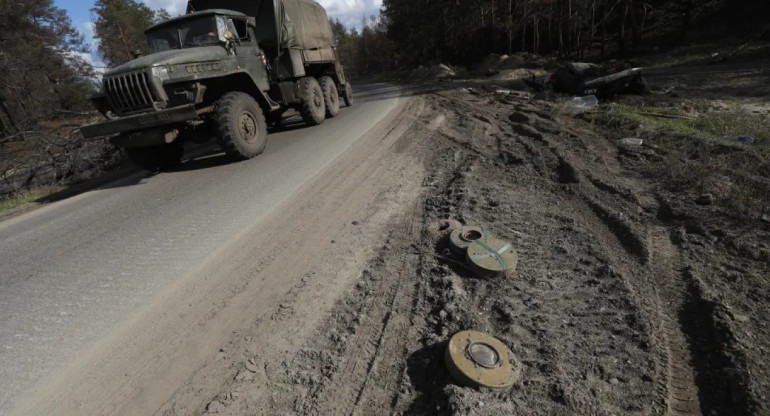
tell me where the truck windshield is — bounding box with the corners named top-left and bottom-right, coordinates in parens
top-left (147, 16), bottom-right (224, 53)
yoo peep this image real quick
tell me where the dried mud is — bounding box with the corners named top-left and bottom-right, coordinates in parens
top-left (204, 84), bottom-right (769, 415)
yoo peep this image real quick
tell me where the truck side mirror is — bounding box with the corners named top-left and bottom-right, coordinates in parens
top-left (224, 31), bottom-right (234, 41)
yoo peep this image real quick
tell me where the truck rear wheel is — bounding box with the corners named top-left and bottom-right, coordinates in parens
top-left (213, 92), bottom-right (267, 161)
top-left (342, 83), bottom-right (353, 107)
top-left (319, 76), bottom-right (340, 118)
top-left (125, 141), bottom-right (184, 171)
top-left (298, 77), bottom-right (326, 126)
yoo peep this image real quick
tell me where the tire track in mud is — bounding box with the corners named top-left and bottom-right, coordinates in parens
top-left (294, 98), bottom-right (430, 416)
top-left (303, 203), bottom-right (422, 416)
top-left (508, 107), bottom-right (709, 415)
top-left (648, 226), bottom-right (703, 416)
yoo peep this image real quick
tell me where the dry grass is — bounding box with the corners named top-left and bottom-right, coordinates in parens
top-left (597, 102), bottom-right (770, 219)
top-left (598, 103), bottom-right (770, 150)
top-left (0, 187), bottom-right (63, 213)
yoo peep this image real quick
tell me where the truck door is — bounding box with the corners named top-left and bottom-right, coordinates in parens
top-left (228, 18), bottom-right (269, 91)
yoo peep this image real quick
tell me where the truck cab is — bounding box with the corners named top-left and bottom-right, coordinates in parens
top-left (82, 3), bottom-right (352, 171)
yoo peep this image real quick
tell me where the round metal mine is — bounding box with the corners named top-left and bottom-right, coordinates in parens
top-left (466, 235), bottom-right (518, 278)
top-left (449, 226), bottom-right (486, 256)
top-left (445, 330), bottom-right (520, 390)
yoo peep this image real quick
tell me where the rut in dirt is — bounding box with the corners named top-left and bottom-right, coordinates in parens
top-left (192, 87), bottom-right (765, 416)
top-left (500, 95), bottom-right (754, 416)
top-left (648, 226), bottom-right (703, 416)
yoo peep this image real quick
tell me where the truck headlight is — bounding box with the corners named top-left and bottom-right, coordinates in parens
top-left (152, 66), bottom-right (170, 80)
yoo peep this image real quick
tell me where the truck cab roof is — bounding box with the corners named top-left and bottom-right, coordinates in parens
top-left (146, 9), bottom-right (248, 33)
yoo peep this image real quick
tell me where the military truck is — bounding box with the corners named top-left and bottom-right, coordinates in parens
top-left (80, 0), bottom-right (353, 170)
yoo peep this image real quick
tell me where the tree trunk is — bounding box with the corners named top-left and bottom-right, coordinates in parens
top-left (116, 22), bottom-right (134, 63)
top-left (617, 0), bottom-right (628, 54)
top-left (629, 0), bottom-right (640, 53)
top-left (679, 0), bottom-right (694, 43)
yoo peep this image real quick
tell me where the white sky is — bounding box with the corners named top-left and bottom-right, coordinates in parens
top-left (143, 0), bottom-right (383, 31)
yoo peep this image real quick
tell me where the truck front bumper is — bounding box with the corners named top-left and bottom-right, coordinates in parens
top-left (80, 104), bottom-right (199, 139)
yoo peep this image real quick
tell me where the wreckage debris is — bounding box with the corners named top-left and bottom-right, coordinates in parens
top-left (445, 330), bottom-right (521, 390)
top-left (525, 62), bottom-right (651, 98)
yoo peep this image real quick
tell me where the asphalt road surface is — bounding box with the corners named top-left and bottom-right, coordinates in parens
top-left (0, 83), bottom-right (406, 415)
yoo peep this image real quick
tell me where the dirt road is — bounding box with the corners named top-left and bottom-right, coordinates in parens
top-left (2, 74), bottom-right (768, 416)
top-left (0, 83), bottom-right (421, 415)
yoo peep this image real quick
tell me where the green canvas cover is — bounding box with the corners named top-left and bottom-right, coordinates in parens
top-left (281, 0), bottom-right (334, 50)
top-left (186, 0), bottom-right (333, 52)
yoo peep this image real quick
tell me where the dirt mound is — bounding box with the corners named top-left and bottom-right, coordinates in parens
top-left (496, 54), bottom-right (526, 70)
top-left (472, 54), bottom-right (504, 74)
top-left (409, 64), bottom-right (456, 81)
top-left (491, 68), bottom-right (535, 81)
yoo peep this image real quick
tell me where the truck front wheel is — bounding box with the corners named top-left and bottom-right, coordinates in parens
top-left (213, 92), bottom-right (267, 161)
top-left (319, 76), bottom-right (340, 118)
top-left (125, 141), bottom-right (184, 171)
top-left (298, 77), bottom-right (326, 126)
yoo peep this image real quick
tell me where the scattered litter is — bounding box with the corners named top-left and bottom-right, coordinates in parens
top-left (696, 193), bottom-right (715, 206)
top-left (466, 236), bottom-right (519, 278)
top-left (445, 330), bottom-right (521, 390)
top-left (568, 95), bottom-right (599, 115)
top-left (449, 226), bottom-right (486, 256)
top-left (620, 138), bottom-right (644, 146)
top-left (722, 135), bottom-right (755, 145)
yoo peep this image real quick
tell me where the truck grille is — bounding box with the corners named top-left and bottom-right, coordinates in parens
top-left (104, 71), bottom-right (158, 114)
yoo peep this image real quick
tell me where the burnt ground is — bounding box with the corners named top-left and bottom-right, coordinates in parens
top-left (202, 58), bottom-right (769, 415)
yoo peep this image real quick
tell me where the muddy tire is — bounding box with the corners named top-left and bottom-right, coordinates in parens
top-left (125, 141), bottom-right (183, 171)
top-left (319, 76), bottom-right (340, 118)
top-left (342, 83), bottom-right (354, 107)
top-left (298, 77), bottom-right (326, 126)
top-left (213, 92), bottom-right (267, 161)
